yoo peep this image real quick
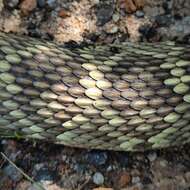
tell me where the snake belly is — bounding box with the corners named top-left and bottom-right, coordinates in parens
top-left (0, 32), bottom-right (190, 151)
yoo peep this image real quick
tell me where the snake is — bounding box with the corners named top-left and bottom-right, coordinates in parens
top-left (0, 32), bottom-right (190, 151)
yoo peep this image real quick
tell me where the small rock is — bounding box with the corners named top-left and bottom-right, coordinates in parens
top-left (73, 163), bottom-right (87, 173)
top-left (105, 23), bottom-right (118, 34)
top-left (155, 15), bottom-right (173, 27)
top-left (93, 0), bottom-right (100, 4)
top-left (58, 9), bottom-right (70, 18)
top-left (183, 16), bottom-right (190, 24)
top-left (47, 0), bottom-right (56, 9)
top-left (37, 0), bottom-right (46, 8)
top-left (0, 0), bottom-right (4, 12)
top-left (3, 0), bottom-right (19, 9)
top-left (95, 2), bottom-right (114, 26)
top-left (135, 10), bottom-right (144, 18)
top-left (120, 0), bottom-right (136, 13)
top-left (139, 24), bottom-right (158, 41)
top-left (112, 13), bottom-right (120, 22)
top-left (93, 172), bottom-right (104, 185)
top-left (35, 168), bottom-right (55, 184)
top-left (106, 165), bottom-right (116, 172)
top-left (132, 176), bottom-right (141, 184)
top-left (3, 164), bottom-right (23, 182)
top-left (33, 163), bottom-right (45, 173)
top-left (147, 152), bottom-right (157, 162)
top-left (162, 1), bottom-right (170, 14)
top-left (142, 176), bottom-right (152, 184)
top-left (85, 151), bottom-right (108, 166)
top-left (20, 0), bottom-right (37, 15)
top-left (143, 5), bottom-right (165, 17)
top-left (118, 171), bottom-right (131, 188)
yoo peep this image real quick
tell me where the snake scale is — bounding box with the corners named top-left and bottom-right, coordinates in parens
top-left (0, 32), bottom-right (190, 151)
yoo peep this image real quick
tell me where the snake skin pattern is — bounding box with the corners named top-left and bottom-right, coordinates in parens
top-left (0, 32), bottom-right (190, 151)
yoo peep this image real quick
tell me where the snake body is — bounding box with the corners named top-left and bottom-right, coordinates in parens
top-left (0, 32), bottom-right (190, 151)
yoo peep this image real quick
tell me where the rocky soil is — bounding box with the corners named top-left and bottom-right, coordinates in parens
top-left (0, 0), bottom-right (190, 190)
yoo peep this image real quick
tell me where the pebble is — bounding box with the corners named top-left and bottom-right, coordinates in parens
top-left (139, 24), bottom-right (157, 40)
top-left (132, 176), bottom-right (141, 184)
top-left (106, 165), bottom-right (117, 172)
top-left (105, 24), bottom-right (119, 34)
top-left (20, 0), bottom-right (37, 15)
top-left (122, 0), bottom-right (145, 13)
top-left (3, 164), bottom-right (23, 182)
top-left (93, 172), bottom-right (104, 185)
top-left (3, 0), bottom-right (19, 9)
top-left (147, 152), bottom-right (157, 162)
top-left (85, 151), bottom-right (108, 166)
top-left (58, 9), bottom-right (70, 18)
top-left (183, 16), bottom-right (190, 24)
top-left (73, 163), bottom-right (87, 173)
top-left (122, 0), bottom-right (137, 13)
top-left (135, 10), bottom-right (145, 18)
top-left (33, 163), bottom-right (45, 172)
top-left (118, 171), bottom-right (131, 188)
top-left (96, 2), bottom-right (114, 26)
top-left (47, 0), bottom-right (56, 9)
top-left (142, 176), bottom-right (152, 184)
top-left (93, 0), bottom-right (100, 4)
top-left (112, 13), bottom-right (120, 22)
top-left (0, 0), bottom-right (3, 12)
top-left (37, 0), bottom-right (46, 8)
top-left (155, 15), bottom-right (172, 26)
top-left (34, 168), bottom-right (55, 184)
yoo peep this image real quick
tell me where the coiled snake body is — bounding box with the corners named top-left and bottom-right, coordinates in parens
top-left (0, 32), bottom-right (190, 151)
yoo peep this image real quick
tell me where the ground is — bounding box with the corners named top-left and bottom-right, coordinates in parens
top-left (0, 0), bottom-right (190, 190)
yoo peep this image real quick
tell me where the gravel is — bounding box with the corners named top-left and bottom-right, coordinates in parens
top-left (3, 0), bottom-right (19, 9)
top-left (47, 0), bottom-right (56, 9)
top-left (135, 10), bottom-right (145, 18)
top-left (0, 140), bottom-right (190, 190)
top-left (3, 164), bottom-right (23, 182)
top-left (84, 151), bottom-right (108, 166)
top-left (34, 167), bottom-right (55, 184)
top-left (95, 0), bottom-right (114, 26)
top-left (93, 172), bottom-right (105, 185)
top-left (147, 152), bottom-right (157, 162)
top-left (37, 0), bottom-right (46, 8)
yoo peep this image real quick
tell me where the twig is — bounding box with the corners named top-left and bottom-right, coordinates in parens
top-left (0, 159), bottom-right (5, 169)
top-left (0, 152), bottom-right (45, 190)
